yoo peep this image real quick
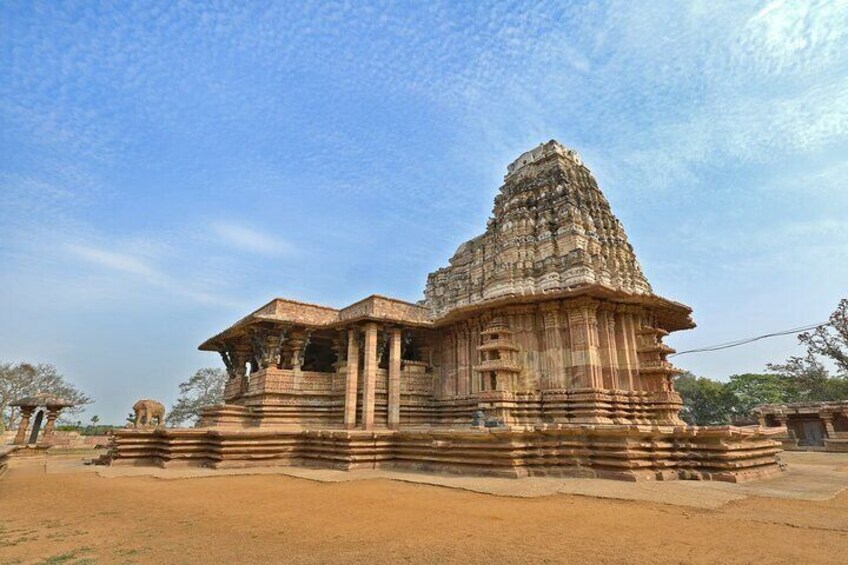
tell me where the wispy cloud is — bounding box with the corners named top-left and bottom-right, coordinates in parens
top-left (66, 244), bottom-right (163, 280)
top-left (211, 223), bottom-right (295, 256)
top-left (63, 242), bottom-right (242, 308)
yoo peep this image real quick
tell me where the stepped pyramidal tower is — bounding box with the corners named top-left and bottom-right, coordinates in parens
top-left (108, 140), bottom-right (783, 482)
top-left (425, 141), bottom-right (651, 317)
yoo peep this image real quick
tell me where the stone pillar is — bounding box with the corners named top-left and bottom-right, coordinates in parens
top-left (14, 407), bottom-right (33, 445)
top-left (388, 327), bottom-right (402, 430)
top-left (613, 311), bottom-right (634, 390)
top-left (541, 302), bottom-right (564, 388)
top-left (361, 322), bottom-right (379, 431)
top-left (598, 307), bottom-right (619, 390)
top-left (822, 413), bottom-right (836, 438)
top-left (619, 310), bottom-right (642, 390)
top-left (344, 328), bottom-right (360, 429)
top-left (441, 331), bottom-right (457, 397)
top-left (43, 408), bottom-right (60, 441)
top-left (456, 325), bottom-right (469, 396)
top-left (567, 299), bottom-right (603, 389)
top-left (776, 414), bottom-right (794, 440)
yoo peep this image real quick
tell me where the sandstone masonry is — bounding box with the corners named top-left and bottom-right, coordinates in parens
top-left (109, 141), bottom-right (783, 481)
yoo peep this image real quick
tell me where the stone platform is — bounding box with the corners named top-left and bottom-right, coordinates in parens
top-left (108, 423), bottom-right (783, 482)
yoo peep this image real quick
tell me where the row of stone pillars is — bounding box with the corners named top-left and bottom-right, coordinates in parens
top-left (14, 406), bottom-right (61, 446)
top-left (761, 412), bottom-right (844, 440)
top-left (344, 323), bottom-right (402, 431)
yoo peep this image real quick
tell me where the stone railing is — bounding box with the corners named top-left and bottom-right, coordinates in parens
top-left (223, 377), bottom-right (244, 401)
top-left (247, 369), bottom-right (340, 395)
top-left (402, 373), bottom-right (435, 395)
top-left (339, 295), bottom-right (430, 324)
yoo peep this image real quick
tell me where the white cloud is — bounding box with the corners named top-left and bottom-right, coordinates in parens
top-left (65, 243), bottom-right (162, 280)
top-left (63, 242), bottom-right (242, 308)
top-left (211, 223), bottom-right (295, 255)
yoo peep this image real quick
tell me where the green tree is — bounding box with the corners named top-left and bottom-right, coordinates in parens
top-left (724, 373), bottom-right (790, 418)
top-left (674, 372), bottom-right (734, 425)
top-left (166, 368), bottom-right (227, 427)
top-left (798, 298), bottom-right (848, 375)
top-left (766, 353), bottom-right (848, 402)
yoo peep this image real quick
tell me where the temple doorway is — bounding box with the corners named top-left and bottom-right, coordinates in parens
top-left (801, 420), bottom-right (826, 447)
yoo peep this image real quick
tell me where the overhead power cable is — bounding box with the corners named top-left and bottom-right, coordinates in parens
top-left (669, 321), bottom-right (830, 358)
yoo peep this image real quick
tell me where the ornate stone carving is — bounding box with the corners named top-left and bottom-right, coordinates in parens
top-left (424, 140), bottom-right (651, 318)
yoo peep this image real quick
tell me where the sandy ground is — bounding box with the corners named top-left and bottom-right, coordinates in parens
top-left (1, 452), bottom-right (847, 564)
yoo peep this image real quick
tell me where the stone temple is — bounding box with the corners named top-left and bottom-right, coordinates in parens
top-left (110, 140), bottom-right (783, 481)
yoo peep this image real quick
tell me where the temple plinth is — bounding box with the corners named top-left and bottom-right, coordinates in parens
top-left (108, 140), bottom-right (783, 482)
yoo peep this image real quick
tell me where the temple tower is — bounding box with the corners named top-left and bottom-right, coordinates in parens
top-left (424, 140), bottom-right (691, 425)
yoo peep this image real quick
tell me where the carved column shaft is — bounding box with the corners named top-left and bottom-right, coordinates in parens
top-left (361, 323), bottom-right (379, 430)
top-left (541, 303), bottom-right (563, 389)
top-left (567, 301), bottom-right (603, 388)
top-left (821, 413), bottom-right (836, 438)
top-left (614, 312), bottom-right (634, 390)
top-left (597, 307), bottom-right (619, 390)
top-left (43, 408), bottom-right (60, 438)
top-left (456, 325), bottom-right (470, 397)
top-left (14, 407), bottom-right (33, 445)
top-left (344, 328), bottom-right (360, 429)
top-left (388, 327), bottom-right (402, 430)
top-left (615, 310), bottom-right (641, 390)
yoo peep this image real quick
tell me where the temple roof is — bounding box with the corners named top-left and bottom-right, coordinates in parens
top-left (200, 140), bottom-right (695, 351)
top-left (423, 139), bottom-right (675, 319)
top-left (198, 295), bottom-right (431, 350)
top-left (12, 392), bottom-right (75, 408)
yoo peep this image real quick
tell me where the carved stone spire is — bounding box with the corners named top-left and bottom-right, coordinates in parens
top-left (424, 140), bottom-right (651, 318)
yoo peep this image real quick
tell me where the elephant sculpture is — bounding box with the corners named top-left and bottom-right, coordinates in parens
top-left (132, 399), bottom-right (166, 427)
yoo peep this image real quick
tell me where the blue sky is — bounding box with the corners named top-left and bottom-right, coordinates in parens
top-left (2, 0), bottom-right (846, 424)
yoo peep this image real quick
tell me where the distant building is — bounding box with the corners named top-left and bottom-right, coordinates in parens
top-left (754, 402), bottom-right (848, 452)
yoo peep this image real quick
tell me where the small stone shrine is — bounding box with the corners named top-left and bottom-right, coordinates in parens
top-left (108, 140), bottom-right (783, 481)
top-left (11, 393), bottom-right (74, 446)
top-left (754, 401), bottom-right (848, 452)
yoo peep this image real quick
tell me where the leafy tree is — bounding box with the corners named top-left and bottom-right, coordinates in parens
top-left (90, 415), bottom-right (100, 426)
top-left (0, 362), bottom-right (92, 433)
top-left (166, 368), bottom-right (227, 427)
top-left (674, 372), bottom-right (734, 425)
top-left (676, 298), bottom-right (848, 425)
top-left (798, 298), bottom-right (848, 375)
top-left (724, 373), bottom-right (790, 418)
top-left (766, 353), bottom-right (848, 402)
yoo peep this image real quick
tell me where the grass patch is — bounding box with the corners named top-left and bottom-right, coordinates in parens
top-left (39, 545), bottom-right (94, 564)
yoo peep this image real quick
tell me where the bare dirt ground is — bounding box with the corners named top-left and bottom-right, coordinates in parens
top-left (1, 452), bottom-right (847, 564)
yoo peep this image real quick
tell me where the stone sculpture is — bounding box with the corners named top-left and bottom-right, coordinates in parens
top-left (132, 399), bottom-right (166, 427)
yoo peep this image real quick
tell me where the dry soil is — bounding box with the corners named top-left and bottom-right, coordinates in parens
top-left (1, 454), bottom-right (847, 564)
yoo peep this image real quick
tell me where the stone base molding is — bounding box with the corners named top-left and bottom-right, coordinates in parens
top-left (107, 424), bottom-right (782, 483)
